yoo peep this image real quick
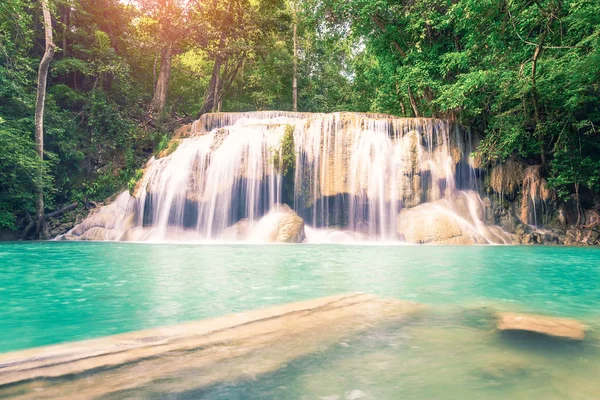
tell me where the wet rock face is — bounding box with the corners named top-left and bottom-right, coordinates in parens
top-left (564, 227), bottom-right (600, 246)
top-left (254, 204), bottom-right (306, 243)
top-left (397, 201), bottom-right (488, 245)
top-left (275, 207), bottom-right (306, 243)
top-left (496, 312), bottom-right (585, 340)
top-left (58, 192), bottom-right (135, 241)
top-left (396, 193), bottom-right (513, 245)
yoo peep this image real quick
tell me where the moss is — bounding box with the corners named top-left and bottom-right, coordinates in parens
top-left (272, 125), bottom-right (297, 207)
top-left (128, 168), bottom-right (144, 195)
top-left (272, 125), bottom-right (296, 176)
top-left (156, 139), bottom-right (180, 159)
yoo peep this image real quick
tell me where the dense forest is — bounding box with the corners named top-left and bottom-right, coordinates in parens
top-left (0, 0), bottom-right (599, 238)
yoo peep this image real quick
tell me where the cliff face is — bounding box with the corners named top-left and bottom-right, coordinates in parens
top-left (58, 112), bottom-right (598, 245)
top-left (483, 159), bottom-right (600, 245)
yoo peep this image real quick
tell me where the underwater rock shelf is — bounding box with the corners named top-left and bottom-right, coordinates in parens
top-left (0, 293), bottom-right (424, 399)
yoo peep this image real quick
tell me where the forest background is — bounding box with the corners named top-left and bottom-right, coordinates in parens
top-left (0, 0), bottom-right (598, 236)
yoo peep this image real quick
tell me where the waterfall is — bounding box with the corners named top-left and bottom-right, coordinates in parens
top-left (62, 112), bottom-right (511, 244)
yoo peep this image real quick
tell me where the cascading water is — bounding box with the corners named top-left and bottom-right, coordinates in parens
top-left (62, 112), bottom-right (512, 244)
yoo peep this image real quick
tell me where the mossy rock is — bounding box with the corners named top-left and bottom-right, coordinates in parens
top-left (157, 139), bottom-right (181, 159)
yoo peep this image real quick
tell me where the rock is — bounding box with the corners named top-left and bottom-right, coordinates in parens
top-left (79, 227), bottom-right (114, 241)
top-left (489, 158), bottom-right (524, 200)
top-left (496, 312), bottom-right (585, 340)
top-left (210, 128), bottom-right (229, 151)
top-left (0, 294), bottom-right (424, 398)
top-left (565, 227), bottom-right (600, 246)
top-left (397, 201), bottom-right (488, 245)
top-left (254, 204), bottom-right (306, 243)
top-left (62, 192), bottom-right (133, 241)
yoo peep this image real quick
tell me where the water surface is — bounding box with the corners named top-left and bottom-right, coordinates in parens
top-left (1, 242), bottom-right (600, 399)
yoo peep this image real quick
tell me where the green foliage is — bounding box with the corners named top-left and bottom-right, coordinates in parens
top-left (128, 169), bottom-right (144, 195)
top-left (272, 125), bottom-right (296, 177)
top-left (156, 134), bottom-right (170, 152)
top-left (1, 0), bottom-right (599, 234)
top-left (272, 124), bottom-right (297, 207)
top-left (0, 126), bottom-right (38, 229)
top-left (317, 0), bottom-right (600, 202)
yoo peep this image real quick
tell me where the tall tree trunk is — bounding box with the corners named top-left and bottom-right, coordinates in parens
top-left (198, 33), bottom-right (225, 117)
top-left (34, 0), bottom-right (55, 239)
top-left (532, 41), bottom-right (547, 169)
top-left (407, 86), bottom-right (419, 118)
top-left (292, 1), bottom-right (298, 112)
top-left (531, 18), bottom-right (552, 170)
top-left (575, 183), bottom-right (582, 226)
top-left (212, 60), bottom-right (221, 113)
top-left (148, 45), bottom-right (173, 114)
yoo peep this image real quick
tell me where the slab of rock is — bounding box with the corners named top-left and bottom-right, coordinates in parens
top-left (496, 312), bottom-right (585, 340)
top-left (0, 294), bottom-right (424, 399)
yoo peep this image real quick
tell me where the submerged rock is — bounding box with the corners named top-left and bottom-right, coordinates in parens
top-left (0, 293), bottom-right (425, 398)
top-left (496, 312), bottom-right (585, 340)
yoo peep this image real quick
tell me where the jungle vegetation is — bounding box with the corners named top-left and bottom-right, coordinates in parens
top-left (0, 0), bottom-right (599, 235)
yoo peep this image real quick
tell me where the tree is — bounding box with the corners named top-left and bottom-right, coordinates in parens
top-left (291, 0), bottom-right (298, 111)
top-left (140, 0), bottom-right (190, 114)
top-left (34, 0), bottom-right (56, 238)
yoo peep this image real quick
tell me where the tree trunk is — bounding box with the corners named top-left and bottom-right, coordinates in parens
top-left (148, 45), bottom-right (173, 114)
top-left (198, 33), bottom-right (225, 117)
top-left (575, 183), bottom-right (582, 226)
top-left (152, 50), bottom-right (159, 90)
top-left (531, 22), bottom-right (551, 170)
top-left (212, 60), bottom-right (221, 113)
top-left (35, 0), bottom-right (55, 239)
top-left (372, 15), bottom-right (406, 57)
top-left (408, 86), bottom-right (419, 118)
top-left (292, 1), bottom-right (298, 112)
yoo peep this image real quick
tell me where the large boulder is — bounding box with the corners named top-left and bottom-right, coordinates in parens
top-left (253, 204), bottom-right (306, 243)
top-left (496, 312), bottom-right (585, 340)
top-left (397, 200), bottom-right (488, 245)
top-left (397, 192), bottom-right (514, 245)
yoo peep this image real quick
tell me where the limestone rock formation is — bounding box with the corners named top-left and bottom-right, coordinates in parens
top-left (55, 112), bottom-right (516, 243)
top-left (397, 201), bottom-right (488, 244)
top-left (58, 192), bottom-right (134, 241)
top-left (396, 192), bottom-right (513, 244)
top-left (496, 312), bottom-right (585, 340)
top-left (254, 204), bottom-right (306, 243)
